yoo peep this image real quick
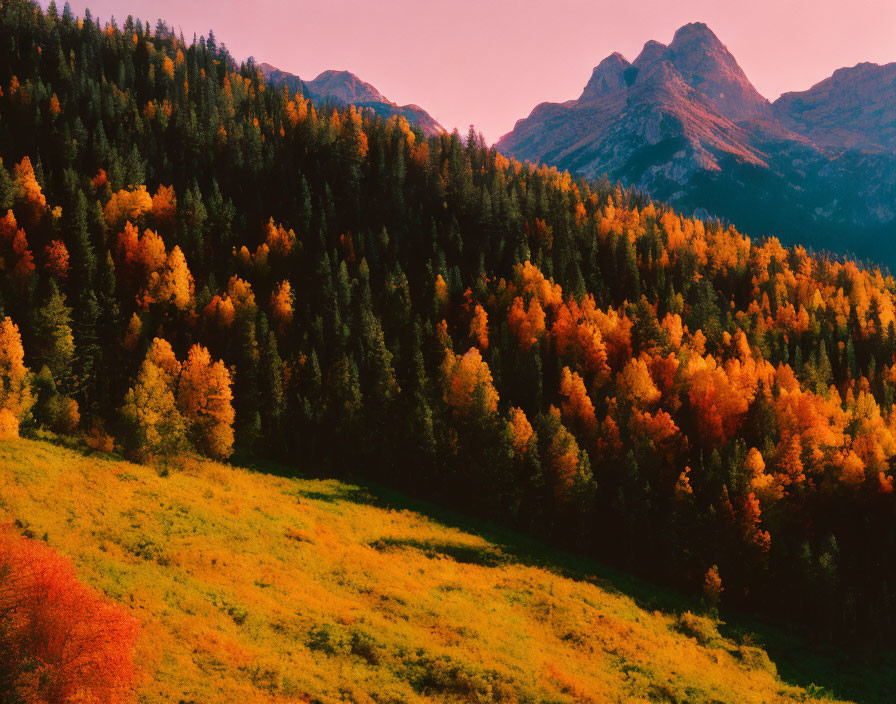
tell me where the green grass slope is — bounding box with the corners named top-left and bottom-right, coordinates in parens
top-left (0, 437), bottom-right (889, 703)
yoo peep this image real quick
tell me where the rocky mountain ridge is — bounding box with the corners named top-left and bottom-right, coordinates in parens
top-left (497, 23), bottom-right (896, 262)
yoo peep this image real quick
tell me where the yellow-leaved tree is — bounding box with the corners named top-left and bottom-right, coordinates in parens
top-left (122, 339), bottom-right (235, 461)
top-left (120, 338), bottom-right (186, 460)
top-left (0, 317), bottom-right (34, 437)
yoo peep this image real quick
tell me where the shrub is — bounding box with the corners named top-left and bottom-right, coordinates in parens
top-left (0, 525), bottom-right (139, 703)
top-left (737, 645), bottom-right (777, 677)
top-left (674, 611), bottom-right (723, 648)
top-left (85, 423), bottom-right (115, 453)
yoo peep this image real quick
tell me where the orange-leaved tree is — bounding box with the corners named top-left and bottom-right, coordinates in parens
top-left (177, 344), bottom-right (235, 459)
top-left (441, 347), bottom-right (499, 418)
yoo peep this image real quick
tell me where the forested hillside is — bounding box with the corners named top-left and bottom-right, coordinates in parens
top-left (2, 0), bottom-right (896, 643)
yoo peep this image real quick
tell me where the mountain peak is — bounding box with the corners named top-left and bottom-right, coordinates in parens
top-left (306, 70), bottom-right (387, 105)
top-left (665, 22), bottom-right (771, 120)
top-left (670, 22), bottom-right (721, 48)
top-left (580, 52), bottom-right (631, 101)
top-left (634, 39), bottom-right (667, 67)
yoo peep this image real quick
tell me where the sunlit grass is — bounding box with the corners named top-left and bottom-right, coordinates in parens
top-left (0, 436), bottom-right (868, 703)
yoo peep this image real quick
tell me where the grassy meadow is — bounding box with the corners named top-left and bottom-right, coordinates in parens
top-left (0, 436), bottom-right (890, 704)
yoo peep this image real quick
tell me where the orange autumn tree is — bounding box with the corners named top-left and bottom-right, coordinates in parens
top-left (551, 298), bottom-right (612, 383)
top-left (508, 406), bottom-right (535, 459)
top-left (144, 245), bottom-right (194, 310)
top-left (204, 294), bottom-right (236, 329)
top-left (558, 366), bottom-right (597, 436)
top-left (150, 184), bottom-right (177, 230)
top-left (537, 406), bottom-right (595, 509)
top-left (441, 347), bottom-right (499, 418)
top-left (507, 295), bottom-right (545, 350)
top-left (616, 356), bottom-right (661, 409)
top-left (264, 218), bottom-right (296, 258)
top-left (177, 344), bottom-right (235, 459)
top-left (469, 303), bottom-right (489, 350)
top-left (0, 209), bottom-right (36, 290)
top-left (0, 526), bottom-right (139, 704)
top-left (226, 275), bottom-right (257, 317)
top-left (12, 156), bottom-right (47, 224)
top-left (42, 240), bottom-right (70, 280)
top-left (0, 316), bottom-right (34, 437)
top-left (270, 280), bottom-right (294, 333)
top-left (114, 222), bottom-right (166, 289)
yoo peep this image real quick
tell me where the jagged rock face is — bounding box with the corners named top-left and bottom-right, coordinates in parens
top-left (577, 24), bottom-right (771, 122)
top-left (773, 62), bottom-right (896, 152)
top-left (579, 53), bottom-right (630, 101)
top-left (663, 22), bottom-right (772, 121)
top-left (499, 23), bottom-right (768, 184)
top-left (497, 23), bottom-right (896, 264)
top-left (258, 63), bottom-right (444, 137)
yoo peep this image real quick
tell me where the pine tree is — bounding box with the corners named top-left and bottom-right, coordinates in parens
top-left (31, 282), bottom-right (75, 391)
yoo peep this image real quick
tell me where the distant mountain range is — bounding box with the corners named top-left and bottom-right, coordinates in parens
top-left (258, 63), bottom-right (444, 137)
top-left (497, 23), bottom-right (896, 263)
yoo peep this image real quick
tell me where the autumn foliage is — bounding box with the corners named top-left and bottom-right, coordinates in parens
top-left (0, 526), bottom-right (138, 703)
top-left (0, 316), bottom-right (33, 434)
top-left (3, 0), bottom-right (896, 640)
top-left (122, 338), bottom-right (233, 460)
top-left (178, 344), bottom-right (235, 459)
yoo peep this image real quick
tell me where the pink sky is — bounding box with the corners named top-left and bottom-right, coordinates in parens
top-left (44, 0), bottom-right (896, 144)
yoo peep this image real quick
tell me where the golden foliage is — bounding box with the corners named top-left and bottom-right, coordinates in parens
top-left (0, 317), bottom-right (33, 428)
top-left (270, 281), bottom-right (294, 334)
top-left (150, 184), bottom-right (177, 229)
top-left (264, 218), bottom-right (296, 258)
top-left (104, 186), bottom-right (153, 227)
top-left (121, 339), bottom-right (186, 459)
top-left (617, 357), bottom-right (661, 408)
top-left (144, 245), bottom-right (194, 310)
top-left (559, 367), bottom-right (597, 435)
top-left (508, 406), bottom-right (534, 458)
top-left (178, 344), bottom-right (235, 460)
top-left (507, 295), bottom-right (545, 350)
top-left (442, 347), bottom-right (499, 416)
top-left (226, 275), bottom-right (257, 315)
top-left (13, 157), bottom-right (47, 222)
top-left (204, 294), bottom-right (236, 329)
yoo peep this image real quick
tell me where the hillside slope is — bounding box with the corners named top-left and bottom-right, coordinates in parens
top-left (0, 437), bottom-right (888, 703)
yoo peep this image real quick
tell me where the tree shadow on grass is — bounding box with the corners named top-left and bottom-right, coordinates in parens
top-left (369, 537), bottom-right (509, 568)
